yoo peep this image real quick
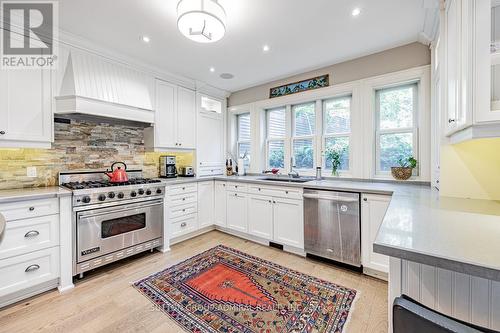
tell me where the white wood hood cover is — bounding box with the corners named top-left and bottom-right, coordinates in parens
top-left (55, 50), bottom-right (154, 123)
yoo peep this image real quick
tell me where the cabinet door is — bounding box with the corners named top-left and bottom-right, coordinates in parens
top-left (273, 198), bottom-right (304, 249)
top-left (214, 181), bottom-right (227, 227)
top-left (155, 80), bottom-right (177, 148)
top-left (0, 66), bottom-right (52, 145)
top-left (177, 87), bottom-right (196, 149)
top-left (445, 0), bottom-right (461, 133)
top-left (226, 192), bottom-right (247, 233)
top-left (197, 181), bottom-right (214, 228)
top-left (361, 193), bottom-right (391, 273)
top-left (248, 195), bottom-right (273, 240)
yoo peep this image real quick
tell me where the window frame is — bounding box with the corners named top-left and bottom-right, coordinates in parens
top-left (321, 95), bottom-right (352, 173)
top-left (236, 113), bottom-right (251, 160)
top-left (374, 82), bottom-right (419, 176)
top-left (291, 102), bottom-right (316, 172)
top-left (265, 107), bottom-right (287, 170)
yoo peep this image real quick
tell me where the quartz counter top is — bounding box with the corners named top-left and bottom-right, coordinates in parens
top-left (159, 175), bottom-right (500, 281)
top-left (0, 186), bottom-right (72, 204)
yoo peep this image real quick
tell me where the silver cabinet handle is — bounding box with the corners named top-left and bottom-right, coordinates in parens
top-left (181, 222), bottom-right (187, 227)
top-left (0, 131), bottom-right (5, 135)
top-left (258, 188), bottom-right (261, 191)
top-left (182, 198), bottom-right (186, 201)
top-left (448, 119), bottom-right (456, 123)
top-left (24, 230), bottom-right (40, 238)
top-left (268, 200), bottom-right (272, 203)
top-left (25, 264), bottom-right (40, 272)
top-left (29, 207), bottom-right (35, 211)
top-left (363, 198), bottom-right (368, 202)
top-left (182, 209), bottom-right (186, 212)
top-left (182, 187), bottom-right (185, 190)
top-left (285, 191), bottom-right (289, 194)
top-left (303, 193), bottom-right (359, 203)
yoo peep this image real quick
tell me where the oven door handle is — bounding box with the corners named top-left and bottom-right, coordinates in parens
top-left (78, 202), bottom-right (163, 220)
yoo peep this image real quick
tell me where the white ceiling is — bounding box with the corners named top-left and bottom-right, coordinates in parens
top-left (59, 0), bottom-right (430, 92)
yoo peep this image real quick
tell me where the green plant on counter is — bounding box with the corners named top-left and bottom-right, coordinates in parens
top-left (325, 144), bottom-right (347, 176)
top-left (397, 156), bottom-right (417, 169)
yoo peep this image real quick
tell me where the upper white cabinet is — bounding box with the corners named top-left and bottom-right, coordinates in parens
top-left (0, 68), bottom-right (53, 148)
top-left (197, 94), bottom-right (225, 176)
top-left (443, 0), bottom-right (500, 143)
top-left (145, 79), bottom-right (196, 150)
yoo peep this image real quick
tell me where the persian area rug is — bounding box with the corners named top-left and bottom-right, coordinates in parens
top-left (134, 245), bottom-right (357, 333)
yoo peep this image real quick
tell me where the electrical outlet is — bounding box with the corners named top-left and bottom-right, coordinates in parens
top-left (27, 167), bottom-right (37, 178)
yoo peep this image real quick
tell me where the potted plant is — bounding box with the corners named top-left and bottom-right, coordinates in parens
top-left (391, 156), bottom-right (417, 180)
top-left (325, 144), bottom-right (346, 177)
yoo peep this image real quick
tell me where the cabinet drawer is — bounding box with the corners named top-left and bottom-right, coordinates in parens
top-left (0, 247), bottom-right (59, 298)
top-left (248, 185), bottom-right (302, 200)
top-left (169, 203), bottom-right (197, 219)
top-left (167, 183), bottom-right (198, 196)
top-left (169, 192), bottom-right (198, 207)
top-left (170, 214), bottom-right (198, 238)
top-left (226, 182), bottom-right (248, 192)
top-left (0, 215), bottom-right (59, 260)
top-left (199, 166), bottom-right (224, 176)
top-left (0, 198), bottom-right (59, 221)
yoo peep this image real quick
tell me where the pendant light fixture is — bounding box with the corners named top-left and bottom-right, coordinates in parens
top-left (177, 0), bottom-right (226, 43)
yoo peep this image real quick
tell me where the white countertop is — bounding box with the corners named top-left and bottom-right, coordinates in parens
top-left (0, 186), bottom-right (72, 203)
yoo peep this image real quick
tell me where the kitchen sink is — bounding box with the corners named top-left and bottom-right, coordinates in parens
top-left (259, 177), bottom-right (314, 183)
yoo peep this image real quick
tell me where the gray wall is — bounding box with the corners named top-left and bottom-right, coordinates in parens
top-left (228, 42), bottom-right (431, 106)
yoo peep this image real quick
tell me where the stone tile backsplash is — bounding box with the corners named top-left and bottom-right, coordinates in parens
top-left (0, 119), bottom-right (193, 190)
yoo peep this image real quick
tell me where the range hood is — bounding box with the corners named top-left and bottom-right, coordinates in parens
top-left (55, 50), bottom-right (154, 123)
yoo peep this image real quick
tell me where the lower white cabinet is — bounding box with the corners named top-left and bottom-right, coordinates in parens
top-left (226, 192), bottom-right (248, 233)
top-left (248, 195), bottom-right (274, 240)
top-left (214, 181), bottom-right (227, 227)
top-left (197, 181), bottom-right (214, 228)
top-left (273, 197), bottom-right (304, 249)
top-left (361, 193), bottom-right (391, 274)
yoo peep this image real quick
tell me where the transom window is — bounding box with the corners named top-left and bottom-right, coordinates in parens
top-left (237, 113), bottom-right (251, 163)
top-left (266, 107), bottom-right (286, 169)
top-left (375, 83), bottom-right (418, 174)
top-left (292, 102), bottom-right (316, 170)
top-left (323, 96), bottom-right (351, 171)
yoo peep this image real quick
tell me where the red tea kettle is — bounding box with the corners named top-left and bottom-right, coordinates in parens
top-left (105, 162), bottom-right (129, 183)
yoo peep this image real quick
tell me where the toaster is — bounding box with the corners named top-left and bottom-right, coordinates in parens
top-left (178, 166), bottom-right (195, 177)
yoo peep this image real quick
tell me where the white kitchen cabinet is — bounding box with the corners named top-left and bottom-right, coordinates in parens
top-left (197, 94), bottom-right (225, 176)
top-left (145, 80), bottom-right (196, 150)
top-left (273, 197), bottom-right (304, 249)
top-left (0, 61), bottom-right (53, 148)
top-left (197, 181), bottom-right (214, 228)
top-left (226, 191), bottom-right (247, 233)
top-left (248, 195), bottom-right (273, 240)
top-left (214, 181), bottom-right (227, 227)
top-left (442, 0), bottom-right (500, 142)
top-left (361, 193), bottom-right (391, 276)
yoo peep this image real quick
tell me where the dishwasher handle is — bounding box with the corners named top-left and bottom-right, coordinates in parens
top-left (303, 193), bottom-right (359, 203)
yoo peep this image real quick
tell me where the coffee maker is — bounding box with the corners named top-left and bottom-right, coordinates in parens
top-left (159, 156), bottom-right (177, 178)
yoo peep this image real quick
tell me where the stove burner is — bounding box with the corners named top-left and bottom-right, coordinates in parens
top-left (62, 178), bottom-right (161, 190)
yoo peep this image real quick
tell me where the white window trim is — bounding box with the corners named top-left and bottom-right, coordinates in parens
top-left (322, 95), bottom-right (353, 174)
top-left (236, 113), bottom-right (251, 159)
top-left (265, 107), bottom-right (287, 171)
top-left (374, 82), bottom-right (420, 176)
top-left (292, 102), bottom-right (317, 173)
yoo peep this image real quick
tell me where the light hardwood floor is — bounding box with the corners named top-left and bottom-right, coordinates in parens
top-left (0, 231), bottom-right (388, 333)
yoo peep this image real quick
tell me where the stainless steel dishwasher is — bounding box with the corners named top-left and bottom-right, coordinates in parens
top-left (303, 189), bottom-right (361, 267)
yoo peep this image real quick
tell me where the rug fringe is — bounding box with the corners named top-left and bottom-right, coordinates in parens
top-left (343, 289), bottom-right (361, 332)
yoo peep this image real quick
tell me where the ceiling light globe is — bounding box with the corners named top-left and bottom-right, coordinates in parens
top-left (177, 0), bottom-right (226, 43)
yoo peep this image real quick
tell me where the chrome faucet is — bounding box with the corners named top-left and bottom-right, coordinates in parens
top-left (288, 157), bottom-right (299, 178)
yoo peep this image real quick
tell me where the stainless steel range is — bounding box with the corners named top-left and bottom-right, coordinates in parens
top-left (59, 170), bottom-right (165, 278)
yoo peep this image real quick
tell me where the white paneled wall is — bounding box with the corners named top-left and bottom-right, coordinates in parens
top-left (400, 260), bottom-right (500, 330)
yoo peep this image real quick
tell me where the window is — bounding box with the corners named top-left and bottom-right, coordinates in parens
top-left (323, 96), bottom-right (351, 171)
top-left (266, 107), bottom-right (286, 169)
top-left (375, 83), bottom-right (418, 173)
top-left (292, 102), bottom-right (315, 170)
top-left (237, 113), bottom-right (251, 163)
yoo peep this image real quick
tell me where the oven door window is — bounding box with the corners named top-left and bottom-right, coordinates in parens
top-left (101, 213), bottom-right (146, 239)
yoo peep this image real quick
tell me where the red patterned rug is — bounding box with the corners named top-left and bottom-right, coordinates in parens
top-left (134, 245), bottom-right (357, 332)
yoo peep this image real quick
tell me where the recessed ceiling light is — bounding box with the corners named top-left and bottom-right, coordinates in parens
top-left (263, 45), bottom-right (270, 52)
top-left (352, 8), bottom-right (361, 17)
top-left (141, 35), bottom-right (151, 43)
top-left (220, 73), bottom-right (234, 79)
top-left (210, 67), bottom-right (215, 73)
